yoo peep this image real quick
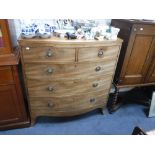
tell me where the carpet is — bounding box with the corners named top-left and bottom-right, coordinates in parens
top-left (0, 103), bottom-right (155, 135)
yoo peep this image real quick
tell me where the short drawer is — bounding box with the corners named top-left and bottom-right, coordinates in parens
top-left (22, 46), bottom-right (75, 63)
top-left (0, 66), bottom-right (13, 84)
top-left (30, 93), bottom-right (107, 116)
top-left (78, 46), bottom-right (119, 62)
top-left (27, 76), bottom-right (111, 97)
top-left (24, 61), bottom-right (116, 81)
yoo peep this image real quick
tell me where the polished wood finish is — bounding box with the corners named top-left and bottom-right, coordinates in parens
top-left (19, 37), bottom-right (122, 125)
top-left (0, 20), bottom-right (19, 66)
top-left (0, 66), bottom-right (13, 84)
top-left (111, 19), bottom-right (155, 86)
top-left (0, 65), bottom-right (29, 130)
top-left (0, 19), bottom-right (29, 130)
top-left (30, 92), bottom-right (107, 117)
top-left (0, 20), bottom-right (12, 54)
top-left (109, 19), bottom-right (155, 113)
top-left (24, 61), bottom-right (116, 81)
top-left (27, 78), bottom-right (111, 97)
top-left (0, 47), bottom-right (20, 66)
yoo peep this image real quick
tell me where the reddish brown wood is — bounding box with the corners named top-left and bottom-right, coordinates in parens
top-left (0, 48), bottom-right (20, 66)
top-left (109, 19), bottom-right (155, 113)
top-left (111, 19), bottom-right (155, 86)
top-left (0, 84), bottom-right (23, 125)
top-left (0, 19), bottom-right (30, 130)
top-left (0, 20), bottom-right (12, 54)
top-left (0, 66), bottom-right (14, 84)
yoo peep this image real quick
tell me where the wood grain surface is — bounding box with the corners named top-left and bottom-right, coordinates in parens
top-left (19, 37), bottom-right (122, 125)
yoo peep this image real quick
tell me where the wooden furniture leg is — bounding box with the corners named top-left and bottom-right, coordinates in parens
top-left (31, 115), bottom-right (37, 126)
top-left (108, 82), bottom-right (123, 113)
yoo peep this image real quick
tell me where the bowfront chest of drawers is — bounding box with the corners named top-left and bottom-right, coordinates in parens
top-left (19, 37), bottom-right (122, 125)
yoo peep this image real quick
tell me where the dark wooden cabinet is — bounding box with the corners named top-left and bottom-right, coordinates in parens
top-left (111, 19), bottom-right (155, 87)
top-left (109, 19), bottom-right (155, 112)
top-left (0, 19), bottom-right (29, 130)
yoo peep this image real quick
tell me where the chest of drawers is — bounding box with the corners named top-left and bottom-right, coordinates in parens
top-left (19, 37), bottom-right (122, 125)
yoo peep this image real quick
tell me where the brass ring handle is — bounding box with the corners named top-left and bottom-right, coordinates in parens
top-left (47, 102), bottom-right (54, 107)
top-left (98, 50), bottom-right (104, 57)
top-left (47, 68), bottom-right (54, 74)
top-left (46, 50), bottom-right (53, 57)
top-left (92, 83), bottom-right (98, 87)
top-left (90, 98), bottom-right (96, 103)
top-left (95, 66), bottom-right (101, 72)
top-left (25, 47), bottom-right (30, 50)
top-left (48, 86), bottom-right (54, 91)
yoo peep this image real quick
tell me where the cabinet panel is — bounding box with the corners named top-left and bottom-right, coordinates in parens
top-left (120, 34), bottom-right (153, 85)
top-left (148, 65), bottom-right (155, 82)
top-left (0, 28), bottom-right (4, 47)
top-left (0, 85), bottom-right (23, 125)
top-left (145, 55), bottom-right (155, 83)
top-left (0, 66), bottom-right (14, 84)
top-left (0, 20), bottom-right (12, 54)
top-left (125, 35), bottom-right (152, 75)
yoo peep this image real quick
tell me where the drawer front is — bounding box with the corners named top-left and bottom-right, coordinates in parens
top-left (22, 46), bottom-right (75, 63)
top-left (27, 76), bottom-right (111, 97)
top-left (24, 61), bottom-right (116, 81)
top-left (30, 92), bottom-right (107, 116)
top-left (0, 66), bottom-right (13, 84)
top-left (78, 46), bottom-right (119, 62)
top-left (132, 24), bottom-right (155, 35)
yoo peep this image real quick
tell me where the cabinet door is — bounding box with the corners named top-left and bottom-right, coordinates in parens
top-left (145, 42), bottom-right (155, 83)
top-left (0, 20), bottom-right (12, 54)
top-left (146, 61), bottom-right (155, 83)
top-left (119, 25), bottom-right (154, 85)
top-left (0, 85), bottom-right (24, 125)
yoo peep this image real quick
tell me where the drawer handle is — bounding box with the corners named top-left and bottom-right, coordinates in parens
top-left (47, 102), bottom-right (54, 107)
top-left (47, 68), bottom-right (54, 74)
top-left (47, 50), bottom-right (53, 57)
top-left (92, 83), bottom-right (98, 87)
top-left (25, 47), bottom-right (30, 50)
top-left (95, 66), bottom-right (101, 72)
top-left (98, 50), bottom-right (104, 57)
top-left (48, 86), bottom-right (54, 91)
top-left (90, 98), bottom-right (96, 103)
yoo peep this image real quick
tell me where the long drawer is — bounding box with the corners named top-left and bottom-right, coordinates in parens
top-left (27, 76), bottom-right (111, 97)
top-left (30, 92), bottom-right (107, 116)
top-left (24, 61), bottom-right (116, 81)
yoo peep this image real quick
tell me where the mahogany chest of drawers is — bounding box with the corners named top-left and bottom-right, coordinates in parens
top-left (19, 37), bottom-right (122, 125)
